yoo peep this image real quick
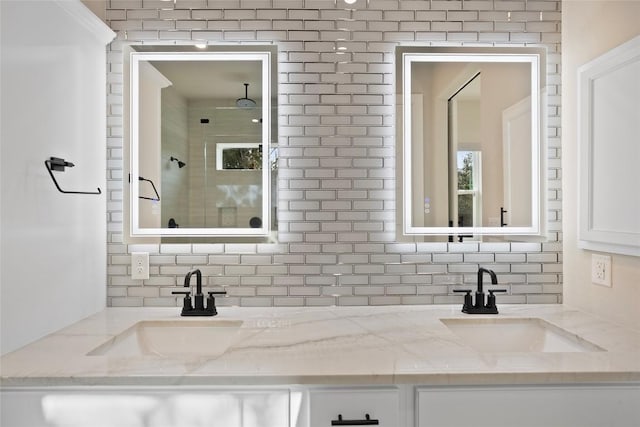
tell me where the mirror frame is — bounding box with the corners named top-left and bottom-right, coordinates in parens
top-left (129, 50), bottom-right (273, 237)
top-left (400, 47), bottom-right (546, 237)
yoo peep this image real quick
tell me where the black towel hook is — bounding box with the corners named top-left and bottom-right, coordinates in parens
top-left (138, 176), bottom-right (160, 201)
top-left (44, 157), bottom-right (101, 195)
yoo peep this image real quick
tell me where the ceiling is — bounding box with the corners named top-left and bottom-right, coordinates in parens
top-left (453, 75), bottom-right (481, 101)
top-left (150, 60), bottom-right (263, 101)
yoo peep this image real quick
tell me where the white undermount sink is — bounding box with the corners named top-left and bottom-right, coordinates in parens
top-left (88, 320), bottom-right (243, 357)
top-left (441, 318), bottom-right (605, 353)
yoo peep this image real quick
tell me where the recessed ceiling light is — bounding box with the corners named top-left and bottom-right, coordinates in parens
top-left (344, 0), bottom-right (357, 4)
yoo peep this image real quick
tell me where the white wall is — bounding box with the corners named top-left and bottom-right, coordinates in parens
top-left (562, 0), bottom-right (640, 330)
top-left (0, 0), bottom-right (114, 354)
top-left (137, 61), bottom-right (169, 229)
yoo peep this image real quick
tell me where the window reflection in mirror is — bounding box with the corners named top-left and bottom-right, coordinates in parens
top-left (217, 143), bottom-right (263, 170)
top-left (397, 47), bottom-right (546, 241)
top-left (126, 46), bottom-right (277, 242)
top-left (456, 150), bottom-right (482, 229)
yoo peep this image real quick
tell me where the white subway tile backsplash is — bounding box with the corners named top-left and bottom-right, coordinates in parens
top-left (110, 297), bottom-right (144, 307)
top-left (240, 275), bottom-right (271, 286)
top-left (304, 296), bottom-right (335, 306)
top-left (307, 233), bottom-right (338, 243)
top-left (159, 244), bottom-right (192, 254)
top-left (148, 255), bottom-right (176, 265)
top-left (433, 254), bottom-right (464, 264)
top-left (128, 287), bottom-right (160, 298)
top-left (224, 269), bottom-right (257, 283)
top-left (370, 296), bottom-right (402, 305)
top-left (321, 285), bottom-right (353, 296)
top-left (208, 255), bottom-right (241, 264)
top-left (176, 255), bottom-right (208, 265)
top-left (463, 253), bottom-right (495, 263)
top-left (106, 0), bottom-right (562, 308)
top-left (512, 264), bottom-right (543, 274)
top-left (511, 242), bottom-right (543, 252)
top-left (338, 274), bottom-right (370, 286)
top-left (240, 297), bottom-right (273, 306)
top-left (336, 296), bottom-right (369, 306)
top-left (496, 253), bottom-right (527, 263)
top-left (386, 285), bottom-right (416, 295)
top-left (401, 295), bottom-right (433, 305)
top-left (150, 277), bottom-right (182, 287)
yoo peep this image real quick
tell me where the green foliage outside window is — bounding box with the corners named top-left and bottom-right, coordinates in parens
top-left (458, 152), bottom-right (473, 190)
top-left (458, 152), bottom-right (474, 226)
top-left (222, 147), bottom-right (262, 170)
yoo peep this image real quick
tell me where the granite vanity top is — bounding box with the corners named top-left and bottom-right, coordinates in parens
top-left (1, 305), bottom-right (639, 387)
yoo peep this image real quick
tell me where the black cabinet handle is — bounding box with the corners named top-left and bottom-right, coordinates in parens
top-left (331, 414), bottom-right (379, 426)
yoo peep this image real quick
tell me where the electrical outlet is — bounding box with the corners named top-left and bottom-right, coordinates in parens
top-left (591, 254), bottom-right (611, 287)
top-left (131, 252), bottom-right (149, 280)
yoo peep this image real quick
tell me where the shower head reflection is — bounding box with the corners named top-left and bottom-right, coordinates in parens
top-left (170, 156), bottom-right (186, 168)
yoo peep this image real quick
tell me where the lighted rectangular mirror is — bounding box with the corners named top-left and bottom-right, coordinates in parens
top-left (397, 47), bottom-right (546, 241)
top-left (126, 46), bottom-right (277, 240)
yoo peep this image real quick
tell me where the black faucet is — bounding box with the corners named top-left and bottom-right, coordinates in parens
top-left (453, 267), bottom-right (507, 314)
top-left (172, 269), bottom-right (226, 316)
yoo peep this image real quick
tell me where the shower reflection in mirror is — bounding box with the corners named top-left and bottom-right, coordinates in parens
top-left (169, 156), bottom-right (186, 168)
top-left (128, 47), bottom-right (277, 239)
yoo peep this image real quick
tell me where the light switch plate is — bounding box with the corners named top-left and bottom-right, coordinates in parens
top-left (131, 252), bottom-right (149, 280)
top-left (591, 254), bottom-right (611, 287)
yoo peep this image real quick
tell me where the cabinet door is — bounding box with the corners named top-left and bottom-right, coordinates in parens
top-left (416, 385), bottom-right (640, 427)
top-left (309, 388), bottom-right (399, 427)
top-left (150, 390), bottom-right (290, 427)
top-left (1, 388), bottom-right (290, 427)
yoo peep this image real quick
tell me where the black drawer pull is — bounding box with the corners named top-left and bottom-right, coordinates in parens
top-left (331, 413), bottom-right (379, 425)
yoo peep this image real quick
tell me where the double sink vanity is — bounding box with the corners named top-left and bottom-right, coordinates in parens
top-left (2, 303), bottom-right (639, 426)
top-left (2, 35), bottom-right (640, 426)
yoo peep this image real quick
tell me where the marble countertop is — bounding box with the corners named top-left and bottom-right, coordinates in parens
top-left (1, 304), bottom-right (639, 387)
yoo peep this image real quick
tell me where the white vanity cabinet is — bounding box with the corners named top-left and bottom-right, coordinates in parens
top-left (415, 385), bottom-right (640, 427)
top-left (3, 383), bottom-right (640, 427)
top-left (305, 388), bottom-right (401, 427)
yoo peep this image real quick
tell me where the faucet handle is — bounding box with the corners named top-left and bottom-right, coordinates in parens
top-left (172, 291), bottom-right (191, 296)
top-left (172, 291), bottom-right (193, 313)
top-left (205, 291), bottom-right (226, 316)
top-left (453, 289), bottom-right (473, 312)
top-left (486, 289), bottom-right (507, 310)
top-left (208, 291), bottom-right (227, 296)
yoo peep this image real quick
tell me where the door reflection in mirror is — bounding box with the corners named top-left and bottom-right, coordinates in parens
top-left (448, 72), bottom-right (483, 236)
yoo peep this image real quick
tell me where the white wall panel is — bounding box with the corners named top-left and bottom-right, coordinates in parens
top-left (0, 0), bottom-right (114, 354)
